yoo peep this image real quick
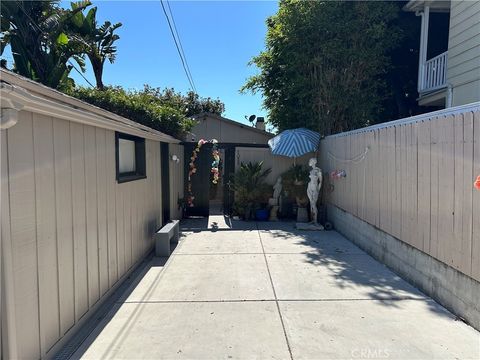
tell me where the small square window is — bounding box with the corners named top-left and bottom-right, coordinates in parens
top-left (116, 132), bottom-right (146, 183)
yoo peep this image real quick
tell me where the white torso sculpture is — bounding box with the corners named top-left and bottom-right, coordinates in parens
top-left (272, 177), bottom-right (282, 205)
top-left (307, 158), bottom-right (322, 225)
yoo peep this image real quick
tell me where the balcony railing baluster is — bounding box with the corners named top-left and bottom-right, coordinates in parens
top-left (420, 51), bottom-right (448, 93)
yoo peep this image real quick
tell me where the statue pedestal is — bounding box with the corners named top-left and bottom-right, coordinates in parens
top-left (296, 222), bottom-right (324, 231)
top-left (269, 205), bottom-right (279, 221)
top-left (296, 207), bottom-right (309, 223)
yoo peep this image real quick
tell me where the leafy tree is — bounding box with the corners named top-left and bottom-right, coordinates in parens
top-left (1, 0), bottom-right (91, 88)
top-left (67, 5), bottom-right (122, 89)
top-left (242, 0), bottom-right (402, 135)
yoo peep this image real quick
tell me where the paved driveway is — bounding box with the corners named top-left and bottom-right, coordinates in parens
top-left (71, 218), bottom-right (480, 359)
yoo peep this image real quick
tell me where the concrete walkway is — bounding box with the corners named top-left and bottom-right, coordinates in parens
top-left (71, 218), bottom-right (479, 359)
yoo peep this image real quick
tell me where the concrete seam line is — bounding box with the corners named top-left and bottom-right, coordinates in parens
top-left (256, 222), bottom-right (294, 360)
top-left (118, 297), bottom-right (429, 304)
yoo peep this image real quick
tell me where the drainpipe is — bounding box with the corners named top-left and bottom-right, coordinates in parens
top-left (416, 6), bottom-right (430, 93)
top-left (446, 83), bottom-right (453, 108)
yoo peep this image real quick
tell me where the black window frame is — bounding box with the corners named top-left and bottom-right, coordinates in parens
top-left (115, 132), bottom-right (146, 183)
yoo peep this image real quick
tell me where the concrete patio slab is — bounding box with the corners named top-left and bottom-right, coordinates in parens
top-left (176, 230), bottom-right (263, 254)
top-left (74, 301), bottom-right (291, 360)
top-left (267, 253), bottom-right (426, 300)
top-left (125, 254), bottom-right (275, 302)
top-left (260, 229), bottom-right (365, 255)
top-left (280, 299), bottom-right (480, 359)
top-left (61, 222), bottom-right (479, 360)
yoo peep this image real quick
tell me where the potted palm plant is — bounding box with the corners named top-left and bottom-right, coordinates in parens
top-left (229, 161), bottom-right (272, 220)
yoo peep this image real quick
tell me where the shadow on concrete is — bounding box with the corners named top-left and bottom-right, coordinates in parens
top-left (259, 223), bottom-right (453, 319)
top-left (55, 254), bottom-right (170, 360)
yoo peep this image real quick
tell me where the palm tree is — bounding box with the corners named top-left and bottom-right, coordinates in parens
top-left (1, 0), bottom-right (91, 88)
top-left (70, 6), bottom-right (122, 89)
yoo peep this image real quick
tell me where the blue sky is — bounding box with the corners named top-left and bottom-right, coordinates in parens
top-left (66, 0), bottom-right (278, 125)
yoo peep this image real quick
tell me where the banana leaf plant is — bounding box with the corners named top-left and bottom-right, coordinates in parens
top-left (1, 0), bottom-right (91, 88)
top-left (66, 4), bottom-right (122, 89)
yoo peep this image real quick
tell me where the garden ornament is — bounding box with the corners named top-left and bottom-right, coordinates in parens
top-left (475, 175), bottom-right (480, 190)
top-left (307, 158), bottom-right (322, 225)
top-left (273, 176), bottom-right (282, 204)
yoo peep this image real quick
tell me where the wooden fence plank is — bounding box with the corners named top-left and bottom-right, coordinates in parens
top-left (430, 117), bottom-right (440, 258)
top-left (401, 125), bottom-right (409, 243)
top-left (417, 119), bottom-right (431, 253)
top-left (461, 112), bottom-right (474, 276)
top-left (410, 123), bottom-right (419, 249)
top-left (472, 111), bottom-right (480, 280)
top-left (438, 115), bottom-right (455, 267)
top-left (453, 113), bottom-right (468, 273)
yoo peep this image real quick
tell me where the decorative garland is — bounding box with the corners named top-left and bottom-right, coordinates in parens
top-left (187, 139), bottom-right (220, 207)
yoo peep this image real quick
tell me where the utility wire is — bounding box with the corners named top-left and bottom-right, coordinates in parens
top-left (160, 0), bottom-right (197, 94)
top-left (165, 0), bottom-right (196, 93)
top-left (68, 60), bottom-right (95, 88)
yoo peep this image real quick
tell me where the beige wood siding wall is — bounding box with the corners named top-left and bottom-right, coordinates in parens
top-left (447, 0), bottom-right (480, 105)
top-left (191, 116), bottom-right (272, 144)
top-left (169, 143), bottom-right (184, 219)
top-left (319, 108), bottom-right (480, 282)
top-left (1, 111), bottom-right (162, 359)
top-left (236, 147), bottom-right (311, 185)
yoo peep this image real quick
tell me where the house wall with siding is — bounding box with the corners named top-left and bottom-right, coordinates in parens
top-left (235, 147), bottom-right (311, 185)
top-left (319, 104), bottom-right (480, 283)
top-left (1, 111), bottom-right (164, 359)
top-left (447, 0), bottom-right (480, 106)
top-left (190, 115), bottom-right (273, 144)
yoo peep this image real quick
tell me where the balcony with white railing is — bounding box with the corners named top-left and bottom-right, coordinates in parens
top-left (419, 51), bottom-right (448, 93)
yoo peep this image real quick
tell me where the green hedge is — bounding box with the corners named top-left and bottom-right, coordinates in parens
top-left (67, 86), bottom-right (196, 139)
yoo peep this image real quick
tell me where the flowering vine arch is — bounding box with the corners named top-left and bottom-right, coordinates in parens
top-left (186, 139), bottom-right (220, 207)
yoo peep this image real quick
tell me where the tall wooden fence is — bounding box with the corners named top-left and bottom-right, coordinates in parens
top-left (319, 103), bottom-right (480, 282)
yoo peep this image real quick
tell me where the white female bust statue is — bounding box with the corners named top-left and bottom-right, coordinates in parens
top-left (307, 158), bottom-right (322, 225)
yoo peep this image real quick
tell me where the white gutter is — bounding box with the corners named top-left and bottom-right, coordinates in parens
top-left (0, 81), bottom-right (180, 143)
top-left (326, 101), bottom-right (480, 138)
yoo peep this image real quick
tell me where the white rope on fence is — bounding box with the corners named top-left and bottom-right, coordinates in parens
top-left (327, 146), bottom-right (370, 164)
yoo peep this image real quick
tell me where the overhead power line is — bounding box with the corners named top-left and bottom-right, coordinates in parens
top-left (68, 60), bottom-right (95, 88)
top-left (165, 0), bottom-right (195, 92)
top-left (160, 0), bottom-right (197, 94)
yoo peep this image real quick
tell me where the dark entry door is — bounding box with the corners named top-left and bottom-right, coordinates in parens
top-left (223, 146), bottom-right (236, 215)
top-left (184, 143), bottom-right (211, 217)
top-left (160, 142), bottom-right (170, 224)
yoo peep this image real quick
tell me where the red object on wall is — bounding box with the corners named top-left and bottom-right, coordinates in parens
top-left (474, 175), bottom-right (480, 190)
